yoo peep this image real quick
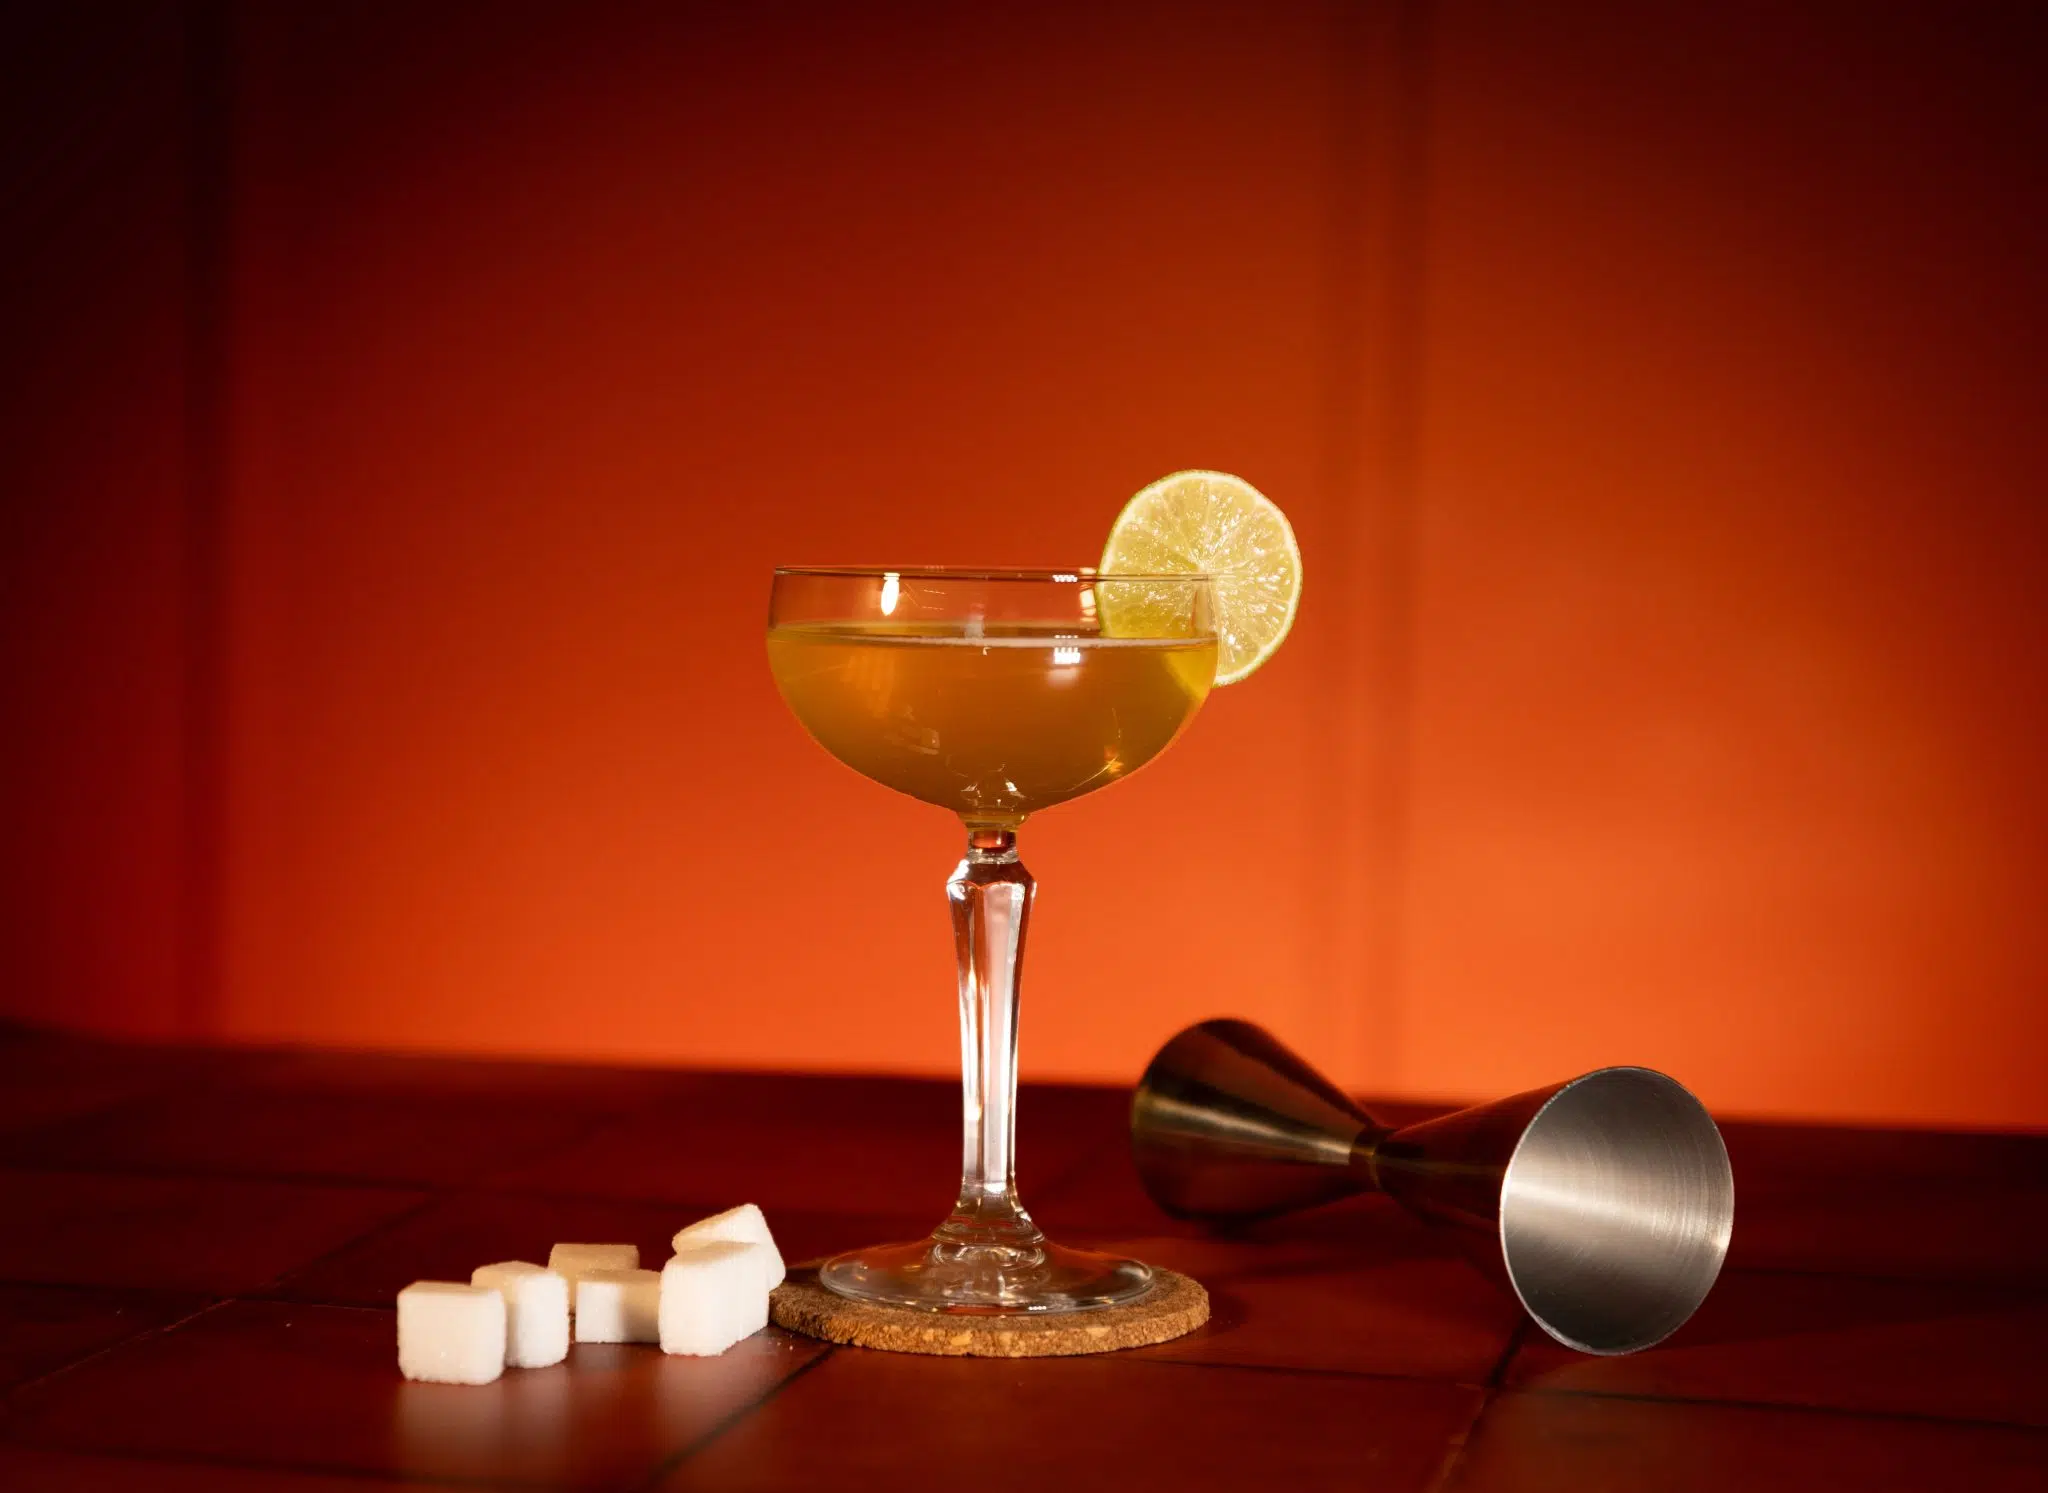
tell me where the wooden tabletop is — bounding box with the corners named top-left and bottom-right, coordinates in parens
top-left (0, 1027), bottom-right (2041, 1490)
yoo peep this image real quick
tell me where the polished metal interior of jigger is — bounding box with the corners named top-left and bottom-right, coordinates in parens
top-left (1483, 1066), bottom-right (1734, 1353)
top-left (1131, 1019), bottom-right (1736, 1355)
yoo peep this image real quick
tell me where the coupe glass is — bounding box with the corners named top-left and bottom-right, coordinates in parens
top-left (767, 567), bottom-right (1218, 1312)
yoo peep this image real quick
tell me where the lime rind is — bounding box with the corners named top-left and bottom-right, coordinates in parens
top-left (1099, 469), bottom-right (1301, 685)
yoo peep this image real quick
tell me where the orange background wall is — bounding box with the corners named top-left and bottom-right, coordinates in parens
top-left (4, 1), bottom-right (2043, 1129)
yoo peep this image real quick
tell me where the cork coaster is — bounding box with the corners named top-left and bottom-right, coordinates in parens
top-left (769, 1267), bottom-right (1208, 1358)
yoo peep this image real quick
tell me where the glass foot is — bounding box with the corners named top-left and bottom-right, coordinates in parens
top-left (819, 1234), bottom-right (1156, 1314)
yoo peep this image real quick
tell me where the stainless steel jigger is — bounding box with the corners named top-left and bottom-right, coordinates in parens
top-left (1131, 1018), bottom-right (1735, 1354)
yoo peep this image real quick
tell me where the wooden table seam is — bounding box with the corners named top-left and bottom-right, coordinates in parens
top-left (0, 1295), bottom-right (230, 1405)
top-left (633, 1343), bottom-right (838, 1491)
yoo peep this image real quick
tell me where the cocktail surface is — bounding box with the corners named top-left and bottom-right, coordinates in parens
top-left (767, 620), bottom-right (1217, 827)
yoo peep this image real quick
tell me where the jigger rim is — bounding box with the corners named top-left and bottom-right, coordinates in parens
top-left (1495, 1064), bottom-right (1735, 1356)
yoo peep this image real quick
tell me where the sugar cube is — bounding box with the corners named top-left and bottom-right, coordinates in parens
top-left (470, 1261), bottom-right (570, 1368)
top-left (660, 1241), bottom-right (772, 1356)
top-left (546, 1242), bottom-right (640, 1307)
top-left (397, 1282), bottom-right (506, 1385)
top-left (573, 1267), bottom-right (662, 1343)
top-left (671, 1204), bottom-right (785, 1289)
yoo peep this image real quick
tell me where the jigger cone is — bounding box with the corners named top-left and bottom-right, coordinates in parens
top-left (1131, 1019), bottom-right (1734, 1354)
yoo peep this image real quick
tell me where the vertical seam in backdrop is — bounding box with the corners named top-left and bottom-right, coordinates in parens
top-left (180, 0), bottom-right (233, 1041)
top-left (1312, 0), bottom-right (1432, 1097)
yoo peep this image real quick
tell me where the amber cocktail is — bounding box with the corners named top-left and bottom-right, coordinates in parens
top-left (767, 568), bottom-right (1216, 1312)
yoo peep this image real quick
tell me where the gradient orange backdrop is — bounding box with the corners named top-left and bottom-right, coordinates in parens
top-left (3, 1), bottom-right (2043, 1130)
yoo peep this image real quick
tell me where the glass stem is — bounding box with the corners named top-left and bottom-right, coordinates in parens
top-left (938, 826), bottom-right (1043, 1252)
